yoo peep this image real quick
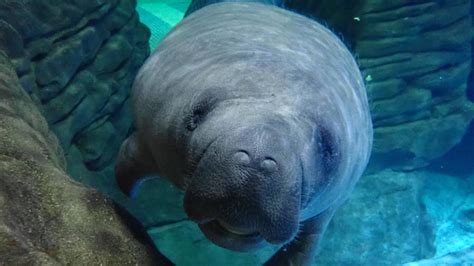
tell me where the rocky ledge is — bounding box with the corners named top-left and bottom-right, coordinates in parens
top-left (0, 53), bottom-right (160, 264)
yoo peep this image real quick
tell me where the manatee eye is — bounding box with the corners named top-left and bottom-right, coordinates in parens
top-left (316, 127), bottom-right (341, 176)
top-left (186, 96), bottom-right (218, 131)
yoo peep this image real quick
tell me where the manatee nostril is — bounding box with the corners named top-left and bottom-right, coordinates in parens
top-left (233, 150), bottom-right (251, 165)
top-left (261, 158), bottom-right (277, 172)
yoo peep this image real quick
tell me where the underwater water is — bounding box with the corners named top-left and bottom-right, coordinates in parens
top-left (137, 0), bottom-right (189, 48)
top-left (0, 0), bottom-right (473, 265)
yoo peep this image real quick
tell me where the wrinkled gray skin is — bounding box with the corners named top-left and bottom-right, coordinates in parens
top-left (116, 2), bottom-right (372, 265)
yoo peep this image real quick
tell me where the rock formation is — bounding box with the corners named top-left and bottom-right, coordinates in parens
top-left (0, 0), bottom-right (150, 179)
top-left (0, 53), bottom-right (158, 264)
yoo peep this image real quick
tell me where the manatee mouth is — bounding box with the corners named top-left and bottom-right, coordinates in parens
top-left (198, 220), bottom-right (266, 251)
top-left (218, 220), bottom-right (258, 236)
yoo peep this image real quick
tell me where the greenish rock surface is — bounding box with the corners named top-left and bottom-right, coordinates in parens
top-left (0, 55), bottom-right (157, 265)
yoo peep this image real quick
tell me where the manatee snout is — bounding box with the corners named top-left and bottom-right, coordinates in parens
top-left (183, 124), bottom-right (302, 251)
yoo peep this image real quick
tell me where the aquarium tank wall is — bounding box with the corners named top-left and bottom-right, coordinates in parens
top-left (0, 0), bottom-right (473, 265)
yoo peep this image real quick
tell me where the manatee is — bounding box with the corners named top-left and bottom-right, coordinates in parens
top-left (115, 2), bottom-right (373, 265)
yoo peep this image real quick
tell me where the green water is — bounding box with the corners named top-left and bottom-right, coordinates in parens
top-left (137, 0), bottom-right (191, 49)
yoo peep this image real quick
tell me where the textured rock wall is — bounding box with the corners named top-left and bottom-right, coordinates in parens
top-left (0, 0), bottom-right (150, 178)
top-left (288, 0), bottom-right (474, 171)
top-left (0, 1), bottom-right (185, 260)
top-left (0, 53), bottom-right (158, 265)
top-left (359, 0), bottom-right (474, 171)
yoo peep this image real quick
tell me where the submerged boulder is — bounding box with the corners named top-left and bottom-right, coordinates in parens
top-left (0, 54), bottom-right (158, 264)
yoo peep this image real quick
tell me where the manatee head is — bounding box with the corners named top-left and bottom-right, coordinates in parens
top-left (175, 89), bottom-right (338, 251)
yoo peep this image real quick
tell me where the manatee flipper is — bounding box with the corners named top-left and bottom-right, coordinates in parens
top-left (115, 132), bottom-right (157, 196)
top-left (264, 205), bottom-right (338, 266)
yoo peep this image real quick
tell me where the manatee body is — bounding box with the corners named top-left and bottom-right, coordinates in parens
top-left (116, 2), bottom-right (372, 265)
